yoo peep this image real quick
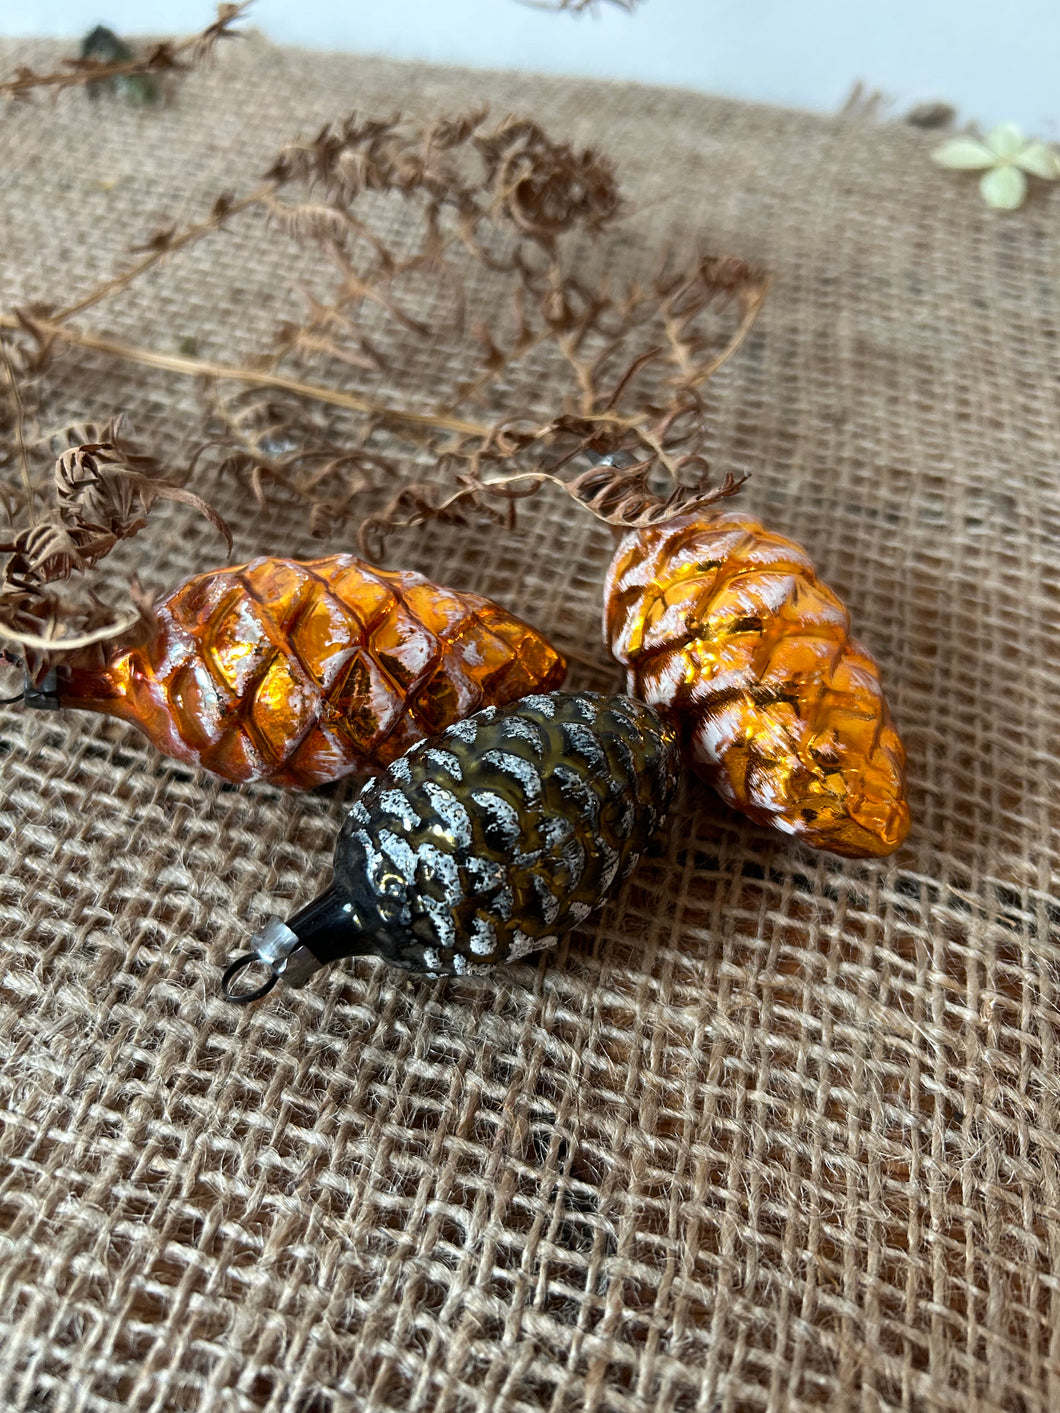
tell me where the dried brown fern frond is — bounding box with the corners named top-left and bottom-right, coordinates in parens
top-left (0, 2), bottom-right (252, 101)
top-left (261, 110), bottom-right (621, 253)
top-left (221, 109), bottom-right (764, 550)
top-left (475, 117), bottom-right (622, 239)
top-left (0, 105), bottom-right (764, 666)
top-left (0, 419), bottom-right (230, 672)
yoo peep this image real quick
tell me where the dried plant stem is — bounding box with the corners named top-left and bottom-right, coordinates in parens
top-left (3, 317), bottom-right (494, 440)
top-left (52, 185), bottom-right (277, 327)
top-left (0, 612), bottom-right (144, 652)
top-left (0, 1), bottom-right (254, 101)
top-left (3, 54), bottom-right (170, 99)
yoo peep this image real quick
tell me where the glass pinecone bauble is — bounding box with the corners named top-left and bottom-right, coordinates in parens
top-left (46, 555), bottom-right (566, 789)
top-left (225, 690), bottom-right (679, 998)
top-left (604, 513), bottom-right (910, 858)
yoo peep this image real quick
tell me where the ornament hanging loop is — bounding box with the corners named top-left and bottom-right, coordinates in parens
top-left (221, 914), bottom-right (327, 1004)
top-left (221, 952), bottom-right (281, 1005)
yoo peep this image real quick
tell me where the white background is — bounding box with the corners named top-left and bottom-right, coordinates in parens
top-left (4, 0), bottom-right (1057, 136)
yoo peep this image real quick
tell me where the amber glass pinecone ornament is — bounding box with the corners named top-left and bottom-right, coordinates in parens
top-left (222, 690), bottom-right (679, 1001)
top-left (30, 555), bottom-right (566, 788)
top-left (604, 512), bottom-right (909, 858)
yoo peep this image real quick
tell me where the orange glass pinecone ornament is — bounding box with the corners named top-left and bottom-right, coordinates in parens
top-left (37, 555), bottom-right (566, 789)
top-left (603, 512), bottom-right (910, 858)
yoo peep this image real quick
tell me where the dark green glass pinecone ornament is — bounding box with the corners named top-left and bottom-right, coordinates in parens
top-left (223, 691), bottom-right (680, 999)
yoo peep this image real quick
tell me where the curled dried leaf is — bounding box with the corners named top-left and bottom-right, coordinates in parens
top-left (541, 456), bottom-right (745, 526)
top-left (202, 384), bottom-right (391, 523)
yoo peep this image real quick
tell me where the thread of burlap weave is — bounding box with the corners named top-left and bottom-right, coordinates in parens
top-left (0, 33), bottom-right (1058, 1413)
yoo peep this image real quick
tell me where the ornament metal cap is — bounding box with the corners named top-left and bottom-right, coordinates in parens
top-left (221, 885), bottom-right (359, 1004)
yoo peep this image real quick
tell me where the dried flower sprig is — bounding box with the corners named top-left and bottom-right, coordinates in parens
top-left (0, 2), bottom-right (252, 102)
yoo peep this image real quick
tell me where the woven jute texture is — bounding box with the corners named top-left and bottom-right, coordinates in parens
top-left (1, 32), bottom-right (1059, 1413)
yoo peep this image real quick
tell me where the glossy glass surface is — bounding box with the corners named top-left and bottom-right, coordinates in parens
top-left (604, 513), bottom-right (910, 858)
top-left (57, 555), bottom-right (566, 788)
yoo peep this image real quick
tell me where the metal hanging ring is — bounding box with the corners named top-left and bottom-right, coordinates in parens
top-left (221, 952), bottom-right (280, 1005)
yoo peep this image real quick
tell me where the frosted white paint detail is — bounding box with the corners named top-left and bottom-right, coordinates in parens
top-left (508, 929), bottom-right (545, 962)
top-left (501, 715), bottom-right (544, 749)
top-left (353, 828), bottom-right (394, 897)
top-left (567, 695), bottom-right (598, 722)
top-left (416, 840), bottom-right (462, 897)
top-left (641, 598), bottom-right (705, 653)
top-left (470, 789), bottom-right (521, 845)
top-left (540, 814), bottom-right (571, 849)
top-left (640, 652), bottom-right (689, 707)
top-left (846, 664), bottom-right (883, 694)
top-left (463, 853), bottom-right (504, 895)
top-left (153, 628), bottom-right (197, 683)
top-left (420, 894), bottom-right (457, 950)
top-left (684, 665), bottom-right (756, 704)
top-left (469, 917), bottom-right (496, 955)
top-left (694, 706), bottom-right (746, 765)
top-left (394, 634), bottom-right (434, 677)
top-left (599, 851), bottom-right (622, 894)
top-left (388, 756), bottom-right (414, 784)
top-left (561, 837), bottom-right (586, 888)
top-left (482, 750), bottom-right (541, 803)
top-left (377, 829), bottom-right (420, 885)
top-left (445, 718), bottom-right (479, 744)
top-left (531, 874), bottom-right (561, 924)
top-left (562, 722), bottom-right (607, 771)
top-left (423, 781), bottom-right (473, 848)
top-left (520, 694), bottom-right (555, 716)
top-left (378, 789), bottom-right (419, 830)
top-left (553, 765), bottom-right (598, 826)
top-left (424, 748), bottom-right (463, 781)
top-left (726, 573), bottom-right (796, 617)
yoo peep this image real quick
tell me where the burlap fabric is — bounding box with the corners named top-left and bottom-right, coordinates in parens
top-left (1, 31), bottom-right (1058, 1413)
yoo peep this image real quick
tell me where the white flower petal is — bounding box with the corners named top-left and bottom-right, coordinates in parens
top-left (1014, 141), bottom-right (1060, 179)
top-left (931, 137), bottom-right (996, 170)
top-left (986, 123), bottom-right (1025, 159)
top-left (980, 164), bottom-right (1027, 209)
